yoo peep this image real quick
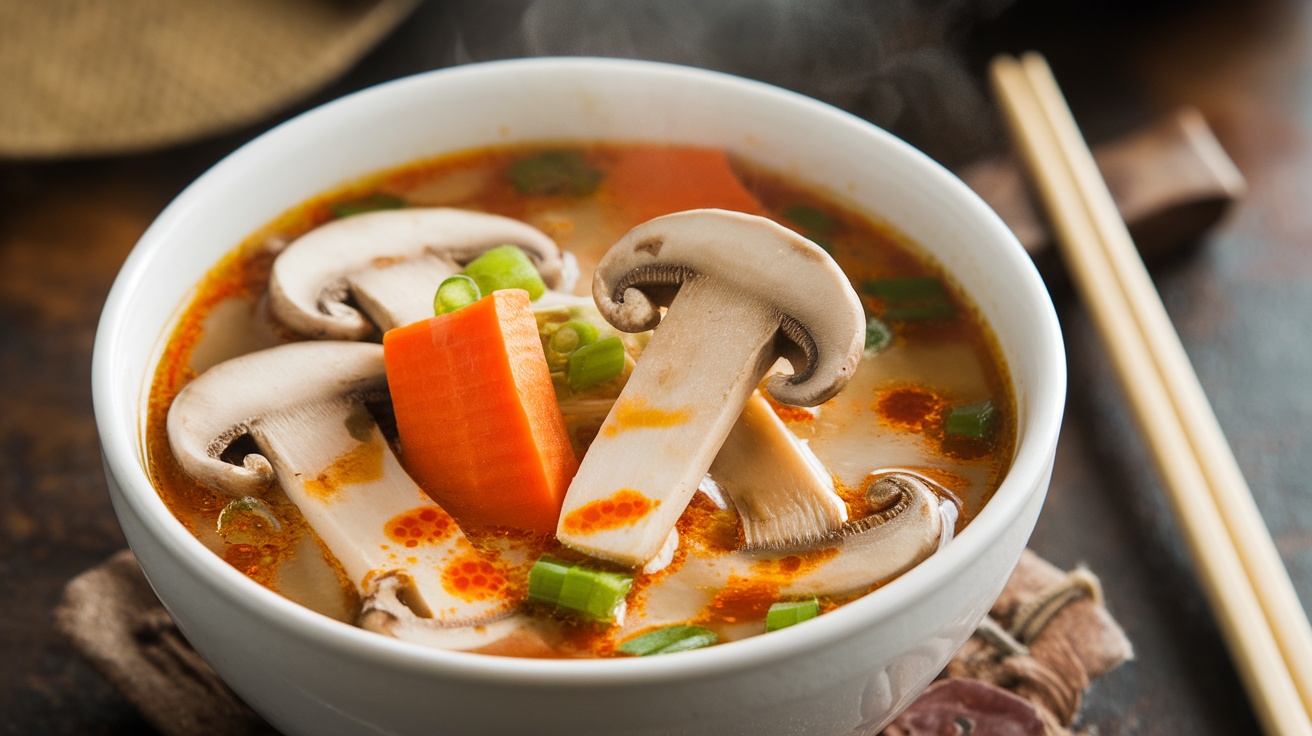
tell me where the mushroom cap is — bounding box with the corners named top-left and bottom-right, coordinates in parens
top-left (591, 209), bottom-right (865, 406)
top-left (166, 341), bottom-right (387, 497)
top-left (269, 208), bottom-right (564, 340)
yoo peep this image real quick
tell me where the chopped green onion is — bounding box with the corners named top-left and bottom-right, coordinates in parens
top-left (945, 399), bottom-right (997, 440)
top-left (618, 625), bottom-right (718, 656)
top-left (509, 151), bottom-right (602, 196)
top-left (549, 319), bottom-right (600, 354)
top-left (537, 311), bottom-right (579, 371)
top-left (560, 566), bottom-right (631, 621)
top-left (527, 555), bottom-right (569, 604)
top-left (330, 192), bottom-right (406, 218)
top-left (527, 555), bottom-right (632, 623)
top-left (765, 598), bottom-right (819, 632)
top-left (881, 303), bottom-right (956, 322)
top-left (568, 336), bottom-right (626, 392)
top-left (533, 305), bottom-right (573, 330)
top-left (463, 244), bottom-right (547, 300)
top-left (864, 316), bottom-right (893, 355)
top-left (543, 347), bottom-right (570, 373)
top-left (782, 205), bottom-right (836, 252)
top-left (859, 276), bottom-right (947, 302)
top-left (433, 274), bottom-right (482, 315)
top-left (860, 276), bottom-right (955, 322)
top-left (783, 205), bottom-right (837, 235)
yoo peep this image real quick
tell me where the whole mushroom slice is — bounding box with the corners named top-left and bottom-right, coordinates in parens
top-left (546, 303), bottom-right (844, 549)
top-left (167, 341), bottom-right (523, 635)
top-left (268, 208), bottom-right (564, 339)
top-left (557, 209), bottom-right (865, 567)
top-left (617, 471), bottom-right (957, 639)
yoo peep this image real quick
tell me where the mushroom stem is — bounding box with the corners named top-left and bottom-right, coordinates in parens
top-left (710, 392), bottom-right (848, 548)
top-left (345, 252), bottom-right (459, 331)
top-left (558, 275), bottom-right (783, 566)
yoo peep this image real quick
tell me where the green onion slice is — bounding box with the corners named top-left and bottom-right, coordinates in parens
top-left (765, 598), bottom-right (820, 632)
top-left (945, 399), bottom-right (997, 440)
top-left (864, 316), bottom-right (893, 355)
top-left (533, 306), bottom-right (573, 331)
top-left (860, 276), bottom-right (955, 322)
top-left (859, 276), bottom-right (947, 302)
top-left (783, 204), bottom-right (837, 235)
top-left (433, 274), bottom-right (482, 316)
top-left (330, 192), bottom-right (407, 218)
top-left (509, 151), bottom-right (603, 196)
top-left (527, 555), bottom-right (569, 603)
top-left (527, 555), bottom-right (632, 623)
top-left (568, 336), bottom-right (626, 392)
top-left (549, 319), bottom-right (600, 354)
top-left (463, 244), bottom-right (547, 300)
top-left (618, 625), bottom-right (718, 656)
top-left (881, 303), bottom-right (956, 322)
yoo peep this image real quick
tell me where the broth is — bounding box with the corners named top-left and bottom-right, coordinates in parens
top-left (144, 143), bottom-right (1015, 657)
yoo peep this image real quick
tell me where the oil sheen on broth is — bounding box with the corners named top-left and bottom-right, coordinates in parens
top-left (144, 143), bottom-right (1016, 658)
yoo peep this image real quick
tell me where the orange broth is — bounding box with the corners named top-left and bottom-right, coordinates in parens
top-left (144, 143), bottom-right (1017, 656)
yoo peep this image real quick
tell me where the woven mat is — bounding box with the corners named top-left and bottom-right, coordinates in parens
top-left (0, 0), bottom-right (419, 158)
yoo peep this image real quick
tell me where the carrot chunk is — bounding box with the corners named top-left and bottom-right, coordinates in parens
top-left (607, 145), bottom-right (765, 224)
top-left (383, 289), bottom-right (578, 535)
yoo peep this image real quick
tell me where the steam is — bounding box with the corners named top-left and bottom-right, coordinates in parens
top-left (449, 0), bottom-right (1015, 166)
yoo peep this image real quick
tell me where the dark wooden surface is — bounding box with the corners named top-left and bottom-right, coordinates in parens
top-left (2, 1), bottom-right (1307, 733)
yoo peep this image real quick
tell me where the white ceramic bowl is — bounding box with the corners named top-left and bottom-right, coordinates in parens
top-left (93, 58), bottom-right (1065, 736)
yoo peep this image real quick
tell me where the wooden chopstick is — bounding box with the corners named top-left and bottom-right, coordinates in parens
top-left (990, 53), bottom-right (1312, 736)
top-left (1014, 53), bottom-right (1312, 712)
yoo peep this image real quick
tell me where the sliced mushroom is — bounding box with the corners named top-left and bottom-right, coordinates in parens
top-left (616, 471), bottom-right (956, 639)
top-left (359, 573), bottom-right (553, 654)
top-left (545, 304), bottom-right (843, 550)
top-left (557, 209), bottom-right (865, 567)
top-left (710, 391), bottom-right (847, 548)
top-left (268, 208), bottom-right (564, 339)
top-left (167, 341), bottom-right (524, 641)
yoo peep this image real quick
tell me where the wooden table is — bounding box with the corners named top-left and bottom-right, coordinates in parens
top-left (2, 1), bottom-right (1306, 732)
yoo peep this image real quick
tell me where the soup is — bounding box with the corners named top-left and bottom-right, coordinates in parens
top-left (145, 143), bottom-right (1015, 658)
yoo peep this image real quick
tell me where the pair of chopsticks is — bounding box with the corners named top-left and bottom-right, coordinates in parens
top-left (990, 53), bottom-right (1312, 735)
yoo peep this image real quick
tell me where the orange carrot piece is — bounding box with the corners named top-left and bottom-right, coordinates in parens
top-left (383, 289), bottom-right (578, 535)
top-left (607, 145), bottom-right (765, 224)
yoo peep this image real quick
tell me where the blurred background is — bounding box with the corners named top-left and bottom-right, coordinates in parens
top-left (3, 0), bottom-right (1309, 732)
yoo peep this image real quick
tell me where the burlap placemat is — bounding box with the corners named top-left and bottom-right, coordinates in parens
top-left (0, 0), bottom-right (419, 158)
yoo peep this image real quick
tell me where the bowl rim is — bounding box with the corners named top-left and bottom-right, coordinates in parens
top-left (92, 56), bottom-right (1066, 686)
